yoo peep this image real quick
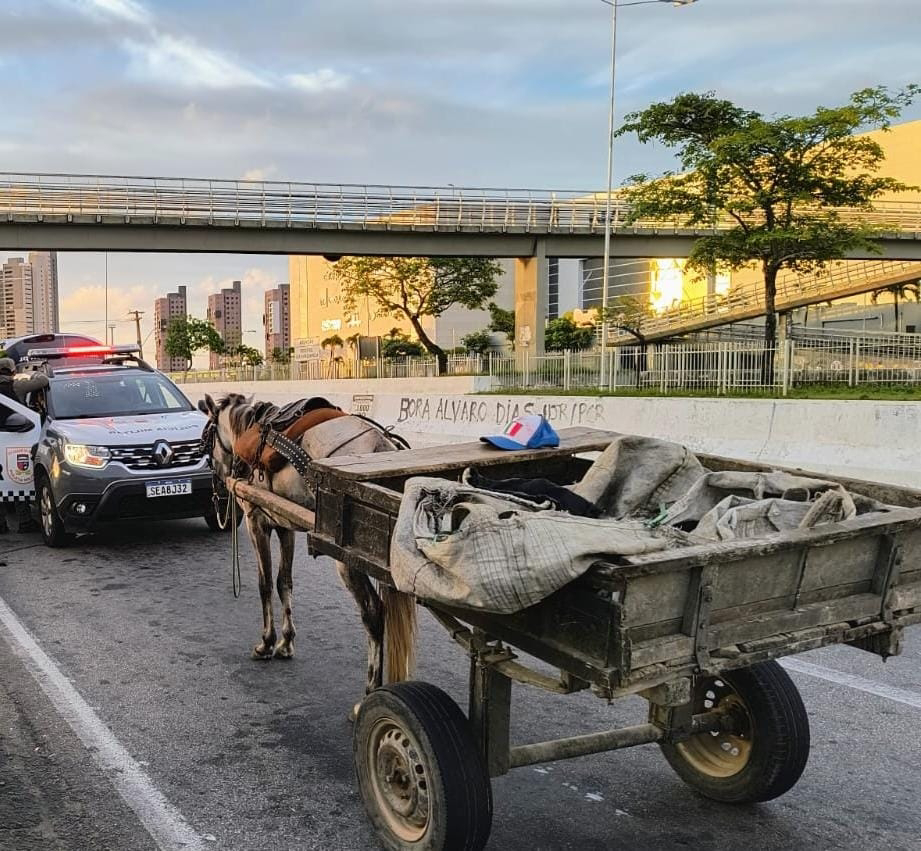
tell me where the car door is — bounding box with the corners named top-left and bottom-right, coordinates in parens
top-left (0, 396), bottom-right (42, 503)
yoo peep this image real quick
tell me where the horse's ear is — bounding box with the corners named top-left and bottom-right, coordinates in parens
top-left (198, 394), bottom-right (217, 416)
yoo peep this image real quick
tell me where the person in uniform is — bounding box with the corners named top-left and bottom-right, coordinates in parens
top-left (0, 357), bottom-right (49, 532)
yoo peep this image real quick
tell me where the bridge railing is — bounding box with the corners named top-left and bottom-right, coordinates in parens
top-left (3, 172), bottom-right (921, 235)
top-left (606, 259), bottom-right (921, 341)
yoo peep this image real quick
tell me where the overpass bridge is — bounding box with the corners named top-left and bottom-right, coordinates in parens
top-left (3, 172), bottom-right (921, 351)
top-left (2, 172), bottom-right (921, 259)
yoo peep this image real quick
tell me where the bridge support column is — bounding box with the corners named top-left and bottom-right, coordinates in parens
top-left (514, 240), bottom-right (549, 360)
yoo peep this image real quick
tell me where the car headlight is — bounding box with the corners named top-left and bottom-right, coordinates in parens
top-left (63, 443), bottom-right (111, 468)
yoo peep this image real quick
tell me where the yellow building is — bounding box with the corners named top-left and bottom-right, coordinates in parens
top-left (288, 255), bottom-right (515, 358)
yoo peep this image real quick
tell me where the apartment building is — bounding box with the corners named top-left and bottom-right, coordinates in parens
top-left (153, 285), bottom-right (188, 371)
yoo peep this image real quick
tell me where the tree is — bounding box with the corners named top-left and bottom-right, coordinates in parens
top-left (596, 296), bottom-right (654, 387)
top-left (871, 281), bottom-right (921, 332)
top-left (544, 317), bottom-right (595, 352)
top-left (320, 334), bottom-right (344, 378)
top-left (164, 317), bottom-right (224, 371)
top-left (235, 343), bottom-right (264, 367)
top-left (487, 302), bottom-right (515, 337)
top-left (596, 295), bottom-right (651, 347)
top-left (461, 329), bottom-right (492, 355)
top-left (270, 346), bottom-right (291, 364)
top-left (616, 85), bottom-right (919, 382)
top-left (380, 329), bottom-right (424, 359)
top-left (335, 256), bottom-right (502, 372)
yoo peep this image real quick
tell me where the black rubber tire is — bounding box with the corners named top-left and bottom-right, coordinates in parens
top-left (660, 661), bottom-right (810, 804)
top-left (36, 475), bottom-right (75, 548)
top-left (354, 681), bottom-right (492, 851)
top-left (204, 499), bottom-right (243, 531)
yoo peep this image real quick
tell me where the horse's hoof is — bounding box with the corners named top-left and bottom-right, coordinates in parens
top-left (273, 642), bottom-right (294, 660)
top-left (251, 645), bottom-right (274, 661)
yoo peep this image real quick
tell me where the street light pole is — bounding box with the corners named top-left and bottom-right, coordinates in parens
top-left (597, 0), bottom-right (698, 390)
top-left (598, 0), bottom-right (618, 389)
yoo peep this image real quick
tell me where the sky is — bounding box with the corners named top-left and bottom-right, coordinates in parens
top-left (1, 0), bottom-right (919, 353)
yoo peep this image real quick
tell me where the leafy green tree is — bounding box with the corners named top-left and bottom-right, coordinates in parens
top-left (487, 302), bottom-right (515, 337)
top-left (544, 317), bottom-right (595, 352)
top-left (380, 330), bottom-right (424, 359)
top-left (870, 281), bottom-right (921, 332)
top-left (235, 343), bottom-right (264, 367)
top-left (335, 256), bottom-right (502, 372)
top-left (164, 317), bottom-right (224, 371)
top-left (461, 329), bottom-right (492, 354)
top-left (596, 295), bottom-right (652, 347)
top-left (617, 85), bottom-right (919, 381)
top-left (269, 346), bottom-right (292, 364)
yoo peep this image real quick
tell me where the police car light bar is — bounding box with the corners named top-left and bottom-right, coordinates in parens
top-left (26, 344), bottom-right (142, 359)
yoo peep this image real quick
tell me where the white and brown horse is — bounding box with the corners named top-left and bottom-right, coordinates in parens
top-left (199, 393), bottom-right (416, 700)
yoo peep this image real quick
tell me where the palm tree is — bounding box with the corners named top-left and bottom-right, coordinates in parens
top-left (871, 282), bottom-right (921, 333)
top-left (321, 334), bottom-right (344, 378)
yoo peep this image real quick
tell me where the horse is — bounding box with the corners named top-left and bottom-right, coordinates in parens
top-left (198, 392), bottom-right (417, 705)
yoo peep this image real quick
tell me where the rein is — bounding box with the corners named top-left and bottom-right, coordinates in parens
top-left (202, 416), bottom-right (247, 597)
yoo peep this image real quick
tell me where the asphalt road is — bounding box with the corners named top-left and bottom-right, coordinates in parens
top-left (0, 517), bottom-right (919, 851)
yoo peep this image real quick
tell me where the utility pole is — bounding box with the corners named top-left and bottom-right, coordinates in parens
top-left (128, 310), bottom-right (145, 359)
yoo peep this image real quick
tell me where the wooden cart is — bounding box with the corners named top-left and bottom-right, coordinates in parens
top-left (235, 427), bottom-right (921, 851)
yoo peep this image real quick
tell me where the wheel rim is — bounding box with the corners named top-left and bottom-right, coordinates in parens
top-left (367, 716), bottom-right (430, 843)
top-left (40, 486), bottom-right (54, 537)
top-left (675, 677), bottom-right (753, 778)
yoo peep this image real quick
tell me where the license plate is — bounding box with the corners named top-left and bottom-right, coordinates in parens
top-left (145, 479), bottom-right (192, 498)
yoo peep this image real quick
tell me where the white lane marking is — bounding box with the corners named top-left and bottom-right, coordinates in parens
top-left (781, 658), bottom-right (921, 710)
top-left (0, 595), bottom-right (206, 851)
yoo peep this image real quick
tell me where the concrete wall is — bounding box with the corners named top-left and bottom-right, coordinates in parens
top-left (179, 379), bottom-right (921, 489)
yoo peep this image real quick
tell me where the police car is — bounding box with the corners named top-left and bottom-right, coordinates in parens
top-left (0, 343), bottom-right (221, 546)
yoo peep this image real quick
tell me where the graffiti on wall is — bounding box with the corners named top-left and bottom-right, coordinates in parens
top-left (396, 396), bottom-right (604, 428)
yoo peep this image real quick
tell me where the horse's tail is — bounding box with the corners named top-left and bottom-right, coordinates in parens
top-left (381, 586), bottom-right (417, 683)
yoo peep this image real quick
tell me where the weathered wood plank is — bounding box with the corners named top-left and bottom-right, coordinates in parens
top-left (228, 479), bottom-right (316, 530)
top-left (307, 427), bottom-right (617, 482)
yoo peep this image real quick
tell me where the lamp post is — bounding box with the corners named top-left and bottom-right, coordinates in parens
top-left (598, 0), bottom-right (698, 389)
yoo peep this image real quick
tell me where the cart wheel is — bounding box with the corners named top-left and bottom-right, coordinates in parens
top-left (354, 681), bottom-right (492, 851)
top-left (659, 661), bottom-right (810, 803)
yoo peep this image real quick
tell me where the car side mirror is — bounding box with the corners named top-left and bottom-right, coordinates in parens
top-left (0, 412), bottom-right (34, 433)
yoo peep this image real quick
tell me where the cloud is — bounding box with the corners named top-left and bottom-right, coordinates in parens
top-left (124, 35), bottom-right (268, 89)
top-left (287, 69), bottom-right (350, 94)
top-left (79, 0), bottom-right (151, 27)
top-left (240, 166), bottom-right (278, 182)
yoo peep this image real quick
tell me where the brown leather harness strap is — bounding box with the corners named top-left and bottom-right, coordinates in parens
top-left (234, 408), bottom-right (349, 474)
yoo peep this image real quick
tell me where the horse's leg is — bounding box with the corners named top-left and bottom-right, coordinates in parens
top-left (335, 561), bottom-right (383, 717)
top-left (248, 514), bottom-right (276, 660)
top-left (273, 528), bottom-right (296, 659)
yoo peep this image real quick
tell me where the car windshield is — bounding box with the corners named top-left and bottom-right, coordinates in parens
top-left (47, 371), bottom-right (193, 419)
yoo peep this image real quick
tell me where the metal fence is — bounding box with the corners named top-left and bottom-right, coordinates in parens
top-left (169, 336), bottom-right (921, 395)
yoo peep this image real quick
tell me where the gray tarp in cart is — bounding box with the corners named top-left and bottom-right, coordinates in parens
top-left (388, 435), bottom-right (892, 615)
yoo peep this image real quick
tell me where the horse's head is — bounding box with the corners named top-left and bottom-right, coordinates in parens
top-left (198, 392), bottom-right (255, 485)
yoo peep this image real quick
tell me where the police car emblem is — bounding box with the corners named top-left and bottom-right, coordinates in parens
top-left (5, 447), bottom-right (33, 484)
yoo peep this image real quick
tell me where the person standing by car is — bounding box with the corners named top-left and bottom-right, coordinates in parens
top-left (0, 357), bottom-right (50, 405)
top-left (0, 357), bottom-right (47, 532)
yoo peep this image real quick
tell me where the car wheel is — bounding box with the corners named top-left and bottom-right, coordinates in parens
top-left (37, 475), bottom-right (76, 548)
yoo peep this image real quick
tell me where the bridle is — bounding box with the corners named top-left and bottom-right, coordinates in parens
top-left (201, 413), bottom-right (249, 527)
